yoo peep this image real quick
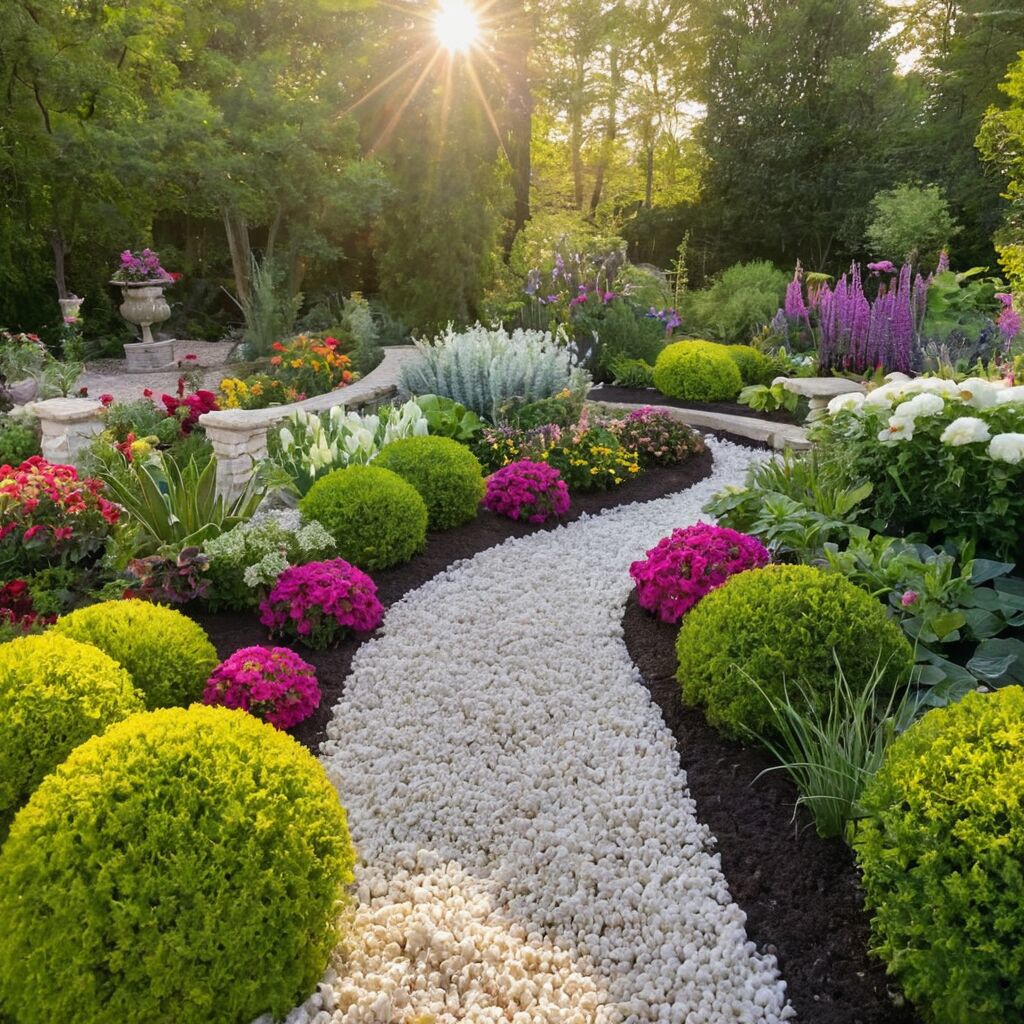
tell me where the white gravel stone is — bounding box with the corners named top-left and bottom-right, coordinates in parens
top-left (288, 437), bottom-right (793, 1023)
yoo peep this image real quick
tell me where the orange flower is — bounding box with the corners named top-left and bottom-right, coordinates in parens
top-left (270, 356), bottom-right (282, 366)
top-left (271, 342), bottom-right (285, 352)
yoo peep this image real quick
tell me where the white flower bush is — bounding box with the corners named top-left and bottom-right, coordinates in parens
top-left (813, 373), bottom-right (1024, 555)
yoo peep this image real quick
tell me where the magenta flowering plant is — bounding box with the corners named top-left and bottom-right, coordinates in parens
top-left (630, 523), bottom-right (770, 623)
top-left (203, 646), bottom-right (320, 729)
top-left (482, 460), bottom-right (571, 524)
top-left (259, 558), bottom-right (384, 649)
top-left (111, 248), bottom-right (174, 283)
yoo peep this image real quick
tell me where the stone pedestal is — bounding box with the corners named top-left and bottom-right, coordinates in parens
top-left (124, 338), bottom-right (176, 373)
top-left (28, 397), bottom-right (104, 467)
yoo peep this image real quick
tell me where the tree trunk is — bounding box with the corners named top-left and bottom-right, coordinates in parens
top-left (589, 48), bottom-right (620, 217)
top-left (501, 6), bottom-right (534, 252)
top-left (49, 228), bottom-right (68, 300)
top-left (570, 60), bottom-right (586, 211)
top-left (644, 143), bottom-right (655, 208)
top-left (221, 206), bottom-right (252, 304)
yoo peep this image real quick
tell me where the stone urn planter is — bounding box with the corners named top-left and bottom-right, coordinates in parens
top-left (112, 280), bottom-right (175, 372)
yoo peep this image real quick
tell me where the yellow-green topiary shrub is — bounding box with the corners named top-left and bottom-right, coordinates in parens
top-left (0, 704), bottom-right (356, 1024)
top-left (652, 340), bottom-right (743, 402)
top-left (725, 344), bottom-right (773, 385)
top-left (854, 687), bottom-right (1024, 1024)
top-left (0, 633), bottom-right (143, 829)
top-left (376, 435), bottom-right (485, 530)
top-left (299, 464), bottom-right (428, 570)
top-left (54, 599), bottom-right (219, 709)
top-left (676, 564), bottom-right (914, 738)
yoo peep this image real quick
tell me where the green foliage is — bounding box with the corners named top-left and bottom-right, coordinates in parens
top-left (376, 436), bottom-right (485, 531)
top-left (299, 465), bottom-right (428, 570)
top-left (609, 357), bottom-right (656, 389)
top-left (676, 564), bottom-right (914, 738)
top-left (704, 448), bottom-right (874, 558)
top-left (506, 392), bottom-right (585, 429)
top-left (0, 704), bottom-right (355, 1024)
top-left (738, 382), bottom-right (799, 414)
top-left (616, 264), bottom-right (674, 308)
top-left (55, 599), bottom-right (219, 709)
top-left (343, 292), bottom-right (383, 375)
top-left (724, 344), bottom-right (774, 385)
top-left (0, 633), bottom-right (143, 830)
top-left (752, 655), bottom-right (913, 839)
top-left (238, 257), bottom-right (302, 359)
top-left (0, 413), bottom-right (41, 465)
top-left (680, 262), bottom-right (789, 343)
top-left (572, 297), bottom-right (666, 379)
top-left (855, 688), bottom-right (1024, 1024)
top-left (863, 184), bottom-right (960, 264)
top-left (652, 340), bottom-right (743, 401)
top-left (412, 394), bottom-right (485, 442)
top-left (97, 452), bottom-right (265, 555)
top-left (544, 429), bottom-right (641, 491)
top-left (921, 266), bottom-right (1004, 343)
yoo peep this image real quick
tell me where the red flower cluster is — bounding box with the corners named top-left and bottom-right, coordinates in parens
top-left (160, 388), bottom-right (219, 433)
top-left (0, 579), bottom-right (56, 633)
top-left (0, 456), bottom-right (120, 572)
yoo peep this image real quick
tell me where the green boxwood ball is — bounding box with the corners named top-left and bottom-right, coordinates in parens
top-left (55, 599), bottom-right (219, 709)
top-left (299, 464), bottom-right (428, 570)
top-left (0, 705), bottom-right (356, 1024)
top-left (855, 688), bottom-right (1024, 1024)
top-left (652, 340), bottom-right (743, 402)
top-left (675, 564), bottom-right (914, 738)
top-left (725, 344), bottom-right (773, 385)
top-left (375, 435), bottom-right (485, 530)
top-left (0, 633), bottom-right (144, 829)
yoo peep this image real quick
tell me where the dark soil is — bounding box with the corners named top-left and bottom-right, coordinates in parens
top-left (622, 594), bottom-right (919, 1024)
top-left (591, 384), bottom-right (801, 425)
top-left (192, 447), bottom-right (714, 751)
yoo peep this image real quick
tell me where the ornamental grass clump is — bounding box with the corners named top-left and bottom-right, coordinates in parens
top-left (483, 460), bottom-right (571, 523)
top-left (55, 598), bottom-right (219, 709)
top-left (611, 407), bottom-right (707, 466)
top-left (855, 688), bottom-right (1024, 1024)
top-left (259, 559), bottom-right (384, 649)
top-left (299, 465), bottom-right (428, 570)
top-left (204, 646), bottom-right (320, 728)
top-left (0, 705), bottom-right (356, 1024)
top-left (0, 633), bottom-right (143, 829)
top-left (375, 435), bottom-right (485, 530)
top-left (676, 564), bottom-right (914, 738)
top-left (630, 523), bottom-right (769, 623)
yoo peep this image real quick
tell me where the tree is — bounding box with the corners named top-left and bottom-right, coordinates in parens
top-left (977, 53), bottom-right (1024, 291)
top-left (864, 183), bottom-right (960, 265)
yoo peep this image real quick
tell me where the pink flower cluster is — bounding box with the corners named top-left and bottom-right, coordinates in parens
top-left (259, 558), bottom-right (384, 649)
top-left (482, 460), bottom-right (571, 524)
top-left (203, 646), bottom-right (320, 729)
top-left (611, 406), bottom-right (705, 466)
top-left (112, 248), bottom-right (173, 283)
top-left (630, 523), bottom-right (769, 623)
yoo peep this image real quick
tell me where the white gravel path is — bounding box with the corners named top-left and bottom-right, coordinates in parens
top-left (296, 438), bottom-right (792, 1024)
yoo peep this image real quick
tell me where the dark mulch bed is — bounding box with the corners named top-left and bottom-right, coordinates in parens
top-left (590, 384), bottom-right (801, 425)
top-left (622, 594), bottom-right (918, 1024)
top-left (191, 447), bottom-right (714, 751)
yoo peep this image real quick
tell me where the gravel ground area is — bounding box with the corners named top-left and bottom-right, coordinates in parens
top-left (74, 339), bottom-right (237, 404)
top-left (282, 438), bottom-right (792, 1023)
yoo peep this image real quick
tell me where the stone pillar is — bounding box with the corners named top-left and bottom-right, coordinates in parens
top-left (29, 397), bottom-right (105, 467)
top-left (199, 410), bottom-right (274, 504)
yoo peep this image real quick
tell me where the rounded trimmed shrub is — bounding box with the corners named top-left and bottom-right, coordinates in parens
top-left (675, 564), bottom-right (914, 738)
top-left (54, 599), bottom-right (219, 709)
top-left (725, 344), bottom-right (773, 385)
top-left (375, 435), bottom-right (485, 530)
top-left (299, 464), bottom-right (428, 570)
top-left (854, 688), bottom-right (1024, 1024)
top-left (0, 633), bottom-right (143, 827)
top-left (0, 705), bottom-right (356, 1024)
top-left (652, 340), bottom-right (743, 402)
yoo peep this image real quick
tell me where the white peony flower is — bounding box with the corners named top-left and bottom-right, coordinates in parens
top-left (988, 433), bottom-right (1024, 465)
top-left (940, 416), bottom-right (991, 446)
top-left (878, 416), bottom-right (915, 442)
top-left (996, 386), bottom-right (1024, 405)
top-left (827, 392), bottom-right (865, 415)
top-left (894, 392), bottom-right (945, 420)
top-left (884, 372), bottom-right (911, 384)
top-left (864, 385), bottom-right (895, 408)
top-left (955, 377), bottom-right (998, 409)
